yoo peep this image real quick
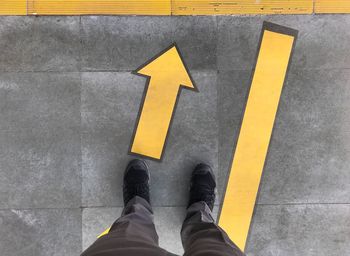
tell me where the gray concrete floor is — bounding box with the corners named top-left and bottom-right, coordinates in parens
top-left (0, 15), bottom-right (349, 256)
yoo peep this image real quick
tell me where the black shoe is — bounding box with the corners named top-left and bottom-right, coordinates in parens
top-left (123, 159), bottom-right (150, 206)
top-left (188, 163), bottom-right (216, 211)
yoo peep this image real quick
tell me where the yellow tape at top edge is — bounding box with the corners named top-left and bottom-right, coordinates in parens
top-left (3, 0), bottom-right (350, 15)
top-left (1, 0), bottom-right (316, 15)
top-left (315, 0), bottom-right (350, 13)
top-left (28, 0), bottom-right (171, 15)
top-left (172, 0), bottom-right (313, 15)
top-left (0, 0), bottom-right (27, 15)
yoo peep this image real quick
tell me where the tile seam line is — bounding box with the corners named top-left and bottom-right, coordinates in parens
top-left (2, 67), bottom-right (350, 74)
top-left (82, 203), bottom-right (350, 208)
top-left (2, 203), bottom-right (350, 211)
top-left (77, 15), bottom-right (83, 252)
top-left (0, 69), bottom-right (217, 73)
top-left (218, 67), bottom-right (350, 72)
top-left (79, 64), bottom-right (84, 252)
top-left (0, 205), bottom-right (207, 211)
top-left (0, 207), bottom-right (83, 211)
top-left (256, 202), bottom-right (350, 206)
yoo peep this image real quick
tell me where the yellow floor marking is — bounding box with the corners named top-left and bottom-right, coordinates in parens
top-left (172, 0), bottom-right (313, 15)
top-left (2, 0), bottom-right (350, 15)
top-left (0, 0), bottom-right (27, 15)
top-left (98, 227), bottom-right (111, 238)
top-left (315, 0), bottom-right (350, 13)
top-left (130, 44), bottom-right (196, 160)
top-left (27, 0), bottom-right (171, 15)
top-left (218, 23), bottom-right (297, 251)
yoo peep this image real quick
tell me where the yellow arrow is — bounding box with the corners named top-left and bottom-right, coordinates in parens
top-left (130, 44), bottom-right (197, 160)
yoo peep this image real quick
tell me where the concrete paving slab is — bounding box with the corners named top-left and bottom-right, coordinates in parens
top-left (0, 17), bottom-right (80, 72)
top-left (81, 16), bottom-right (217, 71)
top-left (0, 72), bottom-right (81, 209)
top-left (218, 16), bottom-right (264, 71)
top-left (246, 204), bottom-right (350, 256)
top-left (0, 208), bottom-right (81, 256)
top-left (172, 16), bottom-right (218, 70)
top-left (82, 206), bottom-right (219, 255)
top-left (81, 16), bottom-right (173, 71)
top-left (81, 72), bottom-right (144, 207)
top-left (258, 68), bottom-right (350, 204)
top-left (218, 15), bottom-right (350, 71)
top-left (218, 69), bottom-right (350, 205)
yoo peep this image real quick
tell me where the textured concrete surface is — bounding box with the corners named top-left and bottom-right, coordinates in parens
top-left (0, 209), bottom-right (81, 256)
top-left (218, 69), bottom-right (350, 205)
top-left (0, 73), bottom-right (81, 209)
top-left (0, 17), bottom-right (80, 71)
top-left (245, 205), bottom-right (350, 256)
top-left (81, 16), bottom-right (217, 71)
top-left (218, 15), bottom-right (350, 71)
top-left (0, 15), bottom-right (350, 256)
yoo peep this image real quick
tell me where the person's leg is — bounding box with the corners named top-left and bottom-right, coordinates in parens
top-left (108, 195), bottom-right (159, 246)
top-left (81, 159), bottom-right (175, 256)
top-left (181, 164), bottom-right (246, 256)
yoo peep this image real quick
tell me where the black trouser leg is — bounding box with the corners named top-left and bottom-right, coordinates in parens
top-left (81, 196), bottom-right (175, 256)
top-left (181, 201), bottom-right (246, 256)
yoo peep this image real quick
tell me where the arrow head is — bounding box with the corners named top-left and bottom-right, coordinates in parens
top-left (134, 44), bottom-right (197, 91)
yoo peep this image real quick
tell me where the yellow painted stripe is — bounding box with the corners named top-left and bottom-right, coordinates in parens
top-left (27, 0), bottom-right (171, 15)
top-left (0, 0), bottom-right (27, 15)
top-left (315, 0), bottom-right (350, 13)
top-left (172, 0), bottom-right (313, 15)
top-left (218, 24), bottom-right (296, 251)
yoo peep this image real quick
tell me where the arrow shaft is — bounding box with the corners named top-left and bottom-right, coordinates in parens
top-left (131, 78), bottom-right (179, 159)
